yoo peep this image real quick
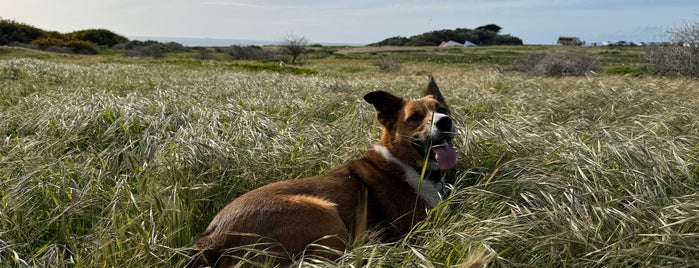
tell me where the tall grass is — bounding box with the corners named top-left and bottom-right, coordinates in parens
top-left (1, 55), bottom-right (698, 267)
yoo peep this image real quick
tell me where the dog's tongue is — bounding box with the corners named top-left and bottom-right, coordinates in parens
top-left (433, 144), bottom-right (457, 170)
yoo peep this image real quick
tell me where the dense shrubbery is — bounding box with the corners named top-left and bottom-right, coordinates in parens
top-left (513, 53), bottom-right (599, 77)
top-left (30, 37), bottom-right (66, 48)
top-left (495, 34), bottom-right (524, 45)
top-left (1, 19), bottom-right (127, 55)
top-left (647, 46), bottom-right (699, 78)
top-left (69, 29), bottom-right (128, 47)
top-left (646, 20), bottom-right (699, 78)
top-left (123, 44), bottom-right (165, 58)
top-left (0, 19), bottom-right (58, 45)
top-left (371, 24), bottom-right (523, 46)
top-left (375, 36), bottom-right (409, 46)
top-left (228, 45), bottom-right (275, 60)
top-left (31, 37), bottom-right (97, 54)
top-left (1, 20), bottom-right (128, 49)
top-left (115, 40), bottom-right (188, 58)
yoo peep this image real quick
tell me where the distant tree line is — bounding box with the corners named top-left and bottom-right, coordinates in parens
top-left (0, 19), bottom-right (187, 57)
top-left (0, 18), bottom-right (312, 62)
top-left (370, 24), bottom-right (523, 46)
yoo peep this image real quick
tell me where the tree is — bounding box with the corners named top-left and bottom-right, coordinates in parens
top-left (475, 24), bottom-right (502, 33)
top-left (646, 19), bottom-right (699, 78)
top-left (0, 19), bottom-right (51, 45)
top-left (369, 24), bottom-right (521, 46)
top-left (280, 33), bottom-right (308, 64)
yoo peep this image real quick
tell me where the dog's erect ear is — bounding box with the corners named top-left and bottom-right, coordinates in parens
top-left (364, 90), bottom-right (404, 123)
top-left (424, 75), bottom-right (445, 102)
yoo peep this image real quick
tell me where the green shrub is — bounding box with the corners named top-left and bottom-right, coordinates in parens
top-left (31, 37), bottom-right (97, 54)
top-left (0, 19), bottom-right (53, 45)
top-left (196, 48), bottom-right (218, 60)
top-left (124, 44), bottom-right (165, 58)
top-left (515, 53), bottom-right (599, 77)
top-left (69, 29), bottom-right (128, 47)
top-left (31, 37), bottom-right (67, 48)
top-left (372, 24), bottom-right (523, 46)
top-left (164, 41), bottom-right (188, 52)
top-left (228, 45), bottom-right (274, 60)
top-left (116, 40), bottom-right (174, 58)
top-left (373, 36), bottom-right (409, 46)
top-left (64, 39), bottom-right (97, 54)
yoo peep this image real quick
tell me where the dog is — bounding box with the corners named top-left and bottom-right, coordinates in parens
top-left (188, 75), bottom-right (457, 267)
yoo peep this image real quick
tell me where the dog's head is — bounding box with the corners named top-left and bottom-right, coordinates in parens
top-left (364, 75), bottom-right (456, 171)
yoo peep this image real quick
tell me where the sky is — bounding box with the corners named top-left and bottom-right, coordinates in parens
top-left (2, 0), bottom-right (699, 45)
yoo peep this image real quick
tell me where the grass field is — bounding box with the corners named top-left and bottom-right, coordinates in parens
top-left (1, 45), bottom-right (698, 267)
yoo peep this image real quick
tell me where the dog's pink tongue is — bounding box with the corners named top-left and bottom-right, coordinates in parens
top-left (433, 145), bottom-right (457, 170)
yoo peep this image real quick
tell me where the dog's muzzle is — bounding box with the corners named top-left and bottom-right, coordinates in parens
top-left (429, 113), bottom-right (456, 170)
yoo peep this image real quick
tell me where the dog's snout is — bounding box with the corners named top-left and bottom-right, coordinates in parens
top-left (436, 116), bottom-right (453, 132)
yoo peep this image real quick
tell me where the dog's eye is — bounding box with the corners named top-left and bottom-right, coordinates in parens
top-left (407, 113), bottom-right (423, 121)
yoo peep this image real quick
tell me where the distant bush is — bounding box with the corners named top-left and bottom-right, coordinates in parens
top-left (118, 40), bottom-right (160, 50)
top-left (515, 53), bottom-right (598, 77)
top-left (534, 54), bottom-right (598, 77)
top-left (164, 41), bottom-right (189, 52)
top-left (495, 34), bottom-right (524, 45)
top-left (0, 19), bottom-right (54, 45)
top-left (228, 45), bottom-right (274, 60)
top-left (280, 33), bottom-right (308, 64)
top-left (647, 46), bottom-right (699, 78)
top-left (371, 24), bottom-right (523, 46)
top-left (645, 21), bottom-right (699, 78)
top-left (117, 40), bottom-right (186, 58)
top-left (194, 48), bottom-right (214, 60)
top-left (374, 36), bottom-right (409, 46)
top-left (69, 29), bottom-right (128, 47)
top-left (31, 37), bottom-right (66, 48)
top-left (374, 55), bottom-right (401, 72)
top-left (31, 37), bottom-right (97, 54)
top-left (65, 40), bottom-right (98, 54)
top-left (124, 44), bottom-right (164, 58)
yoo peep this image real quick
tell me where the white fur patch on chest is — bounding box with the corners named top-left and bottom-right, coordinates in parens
top-left (372, 144), bottom-right (442, 207)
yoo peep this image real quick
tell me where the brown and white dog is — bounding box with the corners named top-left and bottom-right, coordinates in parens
top-left (188, 75), bottom-right (457, 267)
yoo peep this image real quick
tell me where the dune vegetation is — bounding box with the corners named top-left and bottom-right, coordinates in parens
top-left (1, 44), bottom-right (697, 267)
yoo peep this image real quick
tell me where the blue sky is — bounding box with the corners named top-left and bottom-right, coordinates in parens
top-left (3, 0), bottom-right (698, 45)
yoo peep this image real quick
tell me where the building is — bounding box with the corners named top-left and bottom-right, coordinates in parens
top-left (557, 36), bottom-right (583, 46)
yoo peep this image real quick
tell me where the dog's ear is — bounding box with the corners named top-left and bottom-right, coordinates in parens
top-left (424, 75), bottom-right (445, 103)
top-left (364, 90), bottom-right (404, 123)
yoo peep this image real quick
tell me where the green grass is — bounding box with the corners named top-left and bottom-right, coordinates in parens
top-left (1, 47), bottom-right (698, 267)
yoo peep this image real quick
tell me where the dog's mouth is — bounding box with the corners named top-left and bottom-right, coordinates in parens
top-left (414, 136), bottom-right (457, 170)
top-left (431, 140), bottom-right (457, 170)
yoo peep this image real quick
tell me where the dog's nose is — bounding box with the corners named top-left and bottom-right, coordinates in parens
top-left (435, 117), bottom-right (453, 132)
